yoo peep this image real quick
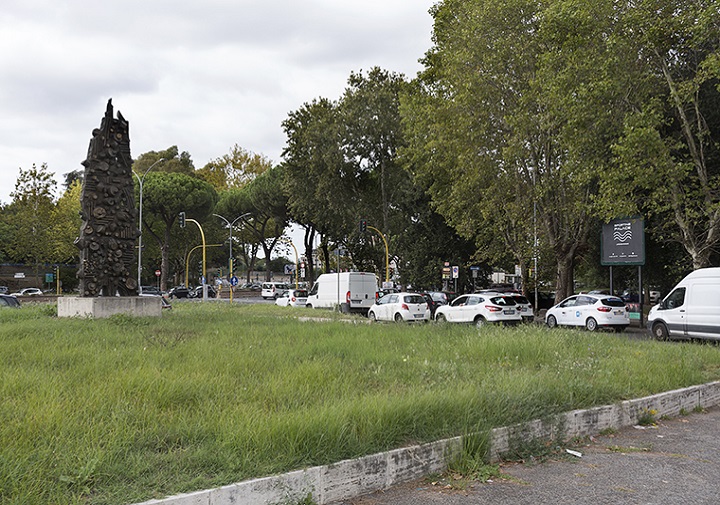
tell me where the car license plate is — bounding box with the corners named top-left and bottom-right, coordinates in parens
top-left (503, 309), bottom-right (514, 315)
top-left (413, 314), bottom-right (423, 318)
top-left (614, 310), bottom-right (623, 315)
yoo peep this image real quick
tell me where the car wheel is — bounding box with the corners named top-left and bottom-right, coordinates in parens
top-left (474, 316), bottom-right (486, 328)
top-left (585, 317), bottom-right (598, 332)
top-left (435, 313), bottom-right (446, 323)
top-left (394, 313), bottom-right (404, 323)
top-left (546, 315), bottom-right (557, 329)
top-left (652, 322), bottom-right (669, 341)
top-left (368, 311), bottom-right (377, 322)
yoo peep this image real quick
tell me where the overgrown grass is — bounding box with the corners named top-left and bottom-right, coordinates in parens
top-left (1, 302), bottom-right (719, 504)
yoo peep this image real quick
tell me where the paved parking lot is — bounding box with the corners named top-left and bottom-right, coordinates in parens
top-left (342, 407), bottom-right (720, 505)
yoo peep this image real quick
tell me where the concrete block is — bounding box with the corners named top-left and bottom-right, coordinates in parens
top-left (209, 468), bottom-right (320, 505)
top-left (699, 381), bottom-right (720, 406)
top-left (386, 437), bottom-right (461, 486)
top-left (133, 490), bottom-right (209, 505)
top-left (320, 452), bottom-right (387, 504)
top-left (564, 404), bottom-right (619, 438)
top-left (58, 296), bottom-right (162, 318)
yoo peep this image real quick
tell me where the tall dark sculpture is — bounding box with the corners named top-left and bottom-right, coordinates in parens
top-left (76, 99), bottom-right (139, 296)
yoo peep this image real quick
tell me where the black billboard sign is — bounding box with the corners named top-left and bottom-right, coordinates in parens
top-left (601, 217), bottom-right (645, 266)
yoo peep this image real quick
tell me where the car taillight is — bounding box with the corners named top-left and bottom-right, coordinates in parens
top-left (291, 297), bottom-right (296, 302)
top-left (346, 291), bottom-right (351, 304)
top-left (401, 303), bottom-right (409, 311)
top-left (486, 305), bottom-right (502, 312)
top-left (597, 306), bottom-right (611, 312)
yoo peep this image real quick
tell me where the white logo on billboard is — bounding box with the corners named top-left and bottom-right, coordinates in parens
top-left (613, 222), bottom-right (632, 246)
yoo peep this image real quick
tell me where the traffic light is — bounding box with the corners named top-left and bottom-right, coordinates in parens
top-left (360, 219), bottom-right (367, 233)
top-left (179, 212), bottom-right (186, 228)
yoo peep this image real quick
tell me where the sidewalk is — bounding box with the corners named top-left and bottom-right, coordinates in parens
top-left (342, 406), bottom-right (720, 505)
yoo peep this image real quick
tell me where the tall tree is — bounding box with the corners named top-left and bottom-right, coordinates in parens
top-left (598, 0), bottom-right (720, 269)
top-left (214, 167), bottom-right (289, 281)
top-left (282, 98), bottom-right (351, 280)
top-left (402, 0), bottom-right (631, 301)
top-left (50, 180), bottom-right (82, 264)
top-left (134, 146), bottom-right (195, 175)
top-left (341, 67), bottom-right (410, 235)
top-left (197, 144), bottom-right (271, 192)
top-left (141, 172), bottom-right (216, 290)
top-left (6, 163), bottom-right (57, 281)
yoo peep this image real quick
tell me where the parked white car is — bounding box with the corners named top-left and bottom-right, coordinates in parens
top-left (434, 293), bottom-right (521, 327)
top-left (367, 292), bottom-right (430, 322)
top-left (11, 287), bottom-right (43, 296)
top-left (545, 294), bottom-right (628, 332)
top-left (275, 289), bottom-right (308, 308)
top-left (479, 290), bottom-right (534, 323)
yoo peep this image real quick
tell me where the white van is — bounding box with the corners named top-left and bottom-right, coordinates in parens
top-left (306, 272), bottom-right (378, 314)
top-left (261, 282), bottom-right (289, 300)
top-left (647, 267), bottom-right (720, 341)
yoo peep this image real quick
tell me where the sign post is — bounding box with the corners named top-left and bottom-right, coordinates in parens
top-left (601, 217), bottom-right (646, 326)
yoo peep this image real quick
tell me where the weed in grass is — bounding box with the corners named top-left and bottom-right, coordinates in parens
top-left (59, 457), bottom-right (99, 493)
top-left (679, 408), bottom-right (689, 416)
top-left (269, 490), bottom-right (316, 505)
top-left (693, 405), bottom-right (706, 414)
top-left (637, 408), bottom-right (658, 426)
top-left (607, 445), bottom-right (652, 453)
top-left (143, 329), bottom-right (195, 348)
top-left (599, 427), bottom-right (618, 436)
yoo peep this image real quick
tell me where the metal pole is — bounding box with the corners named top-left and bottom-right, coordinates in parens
top-left (367, 225), bottom-right (390, 283)
top-left (213, 213), bottom-right (251, 302)
top-left (186, 218), bottom-right (207, 300)
top-left (639, 265), bottom-right (643, 328)
top-left (532, 166), bottom-right (538, 313)
top-left (132, 158), bottom-right (164, 294)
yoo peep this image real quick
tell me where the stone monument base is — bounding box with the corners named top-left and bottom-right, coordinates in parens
top-left (58, 296), bottom-right (163, 318)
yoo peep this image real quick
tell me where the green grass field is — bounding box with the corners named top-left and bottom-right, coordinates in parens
top-left (1, 302), bottom-right (719, 504)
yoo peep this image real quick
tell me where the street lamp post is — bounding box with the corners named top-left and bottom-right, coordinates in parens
top-left (212, 212), bottom-right (251, 278)
top-left (133, 158), bottom-right (165, 295)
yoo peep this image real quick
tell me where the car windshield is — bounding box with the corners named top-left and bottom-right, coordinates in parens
top-left (403, 295), bottom-right (426, 304)
top-left (601, 297), bottom-right (626, 307)
top-left (293, 290), bottom-right (308, 297)
top-left (512, 295), bottom-right (530, 304)
top-left (489, 296), bottom-right (516, 306)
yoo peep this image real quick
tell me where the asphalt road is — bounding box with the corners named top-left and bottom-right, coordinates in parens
top-left (341, 407), bottom-right (720, 505)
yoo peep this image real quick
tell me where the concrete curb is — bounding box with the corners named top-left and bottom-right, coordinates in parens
top-left (133, 381), bottom-right (720, 505)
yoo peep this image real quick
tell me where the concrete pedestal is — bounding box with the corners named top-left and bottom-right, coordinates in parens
top-left (58, 296), bottom-right (163, 318)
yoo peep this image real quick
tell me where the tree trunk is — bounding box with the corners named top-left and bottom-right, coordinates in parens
top-left (322, 242), bottom-right (331, 273)
top-left (555, 254), bottom-right (574, 303)
top-left (304, 226), bottom-right (316, 286)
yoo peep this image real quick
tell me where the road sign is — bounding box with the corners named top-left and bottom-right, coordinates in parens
top-left (155, 270), bottom-right (161, 277)
top-left (230, 276), bottom-right (239, 287)
top-left (452, 266), bottom-right (459, 279)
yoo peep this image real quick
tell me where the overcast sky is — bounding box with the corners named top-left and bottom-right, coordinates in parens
top-left (0, 1), bottom-right (437, 204)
